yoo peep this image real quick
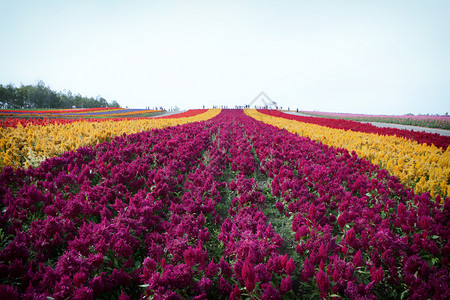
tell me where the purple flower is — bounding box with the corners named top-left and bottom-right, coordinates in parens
top-left (53, 275), bottom-right (74, 299)
top-left (230, 285), bottom-right (241, 299)
top-left (0, 285), bottom-right (19, 300)
top-left (110, 268), bottom-right (131, 287)
top-left (262, 282), bottom-right (281, 300)
top-left (300, 258), bottom-right (314, 282)
top-left (219, 277), bottom-right (232, 295)
top-left (280, 275), bottom-right (293, 295)
top-left (255, 263), bottom-right (272, 283)
top-left (72, 286), bottom-right (94, 300)
top-left (316, 268), bottom-right (330, 299)
top-left (198, 275), bottom-right (213, 292)
top-left (309, 204), bottom-right (316, 222)
top-left (275, 201), bottom-right (284, 213)
top-left (118, 290), bottom-right (131, 300)
top-left (73, 271), bottom-right (87, 287)
top-left (286, 257), bottom-right (295, 275)
top-left (219, 258), bottom-right (232, 278)
top-left (345, 228), bottom-right (357, 249)
top-left (371, 266), bottom-right (384, 284)
top-left (318, 243), bottom-right (327, 262)
top-left (89, 274), bottom-right (108, 296)
top-left (242, 259), bottom-right (256, 293)
top-left (352, 249), bottom-right (363, 267)
top-left (205, 259), bottom-right (217, 279)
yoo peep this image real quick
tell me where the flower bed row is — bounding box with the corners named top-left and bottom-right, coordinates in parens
top-left (264, 110), bottom-right (450, 150)
top-left (300, 110), bottom-right (450, 130)
top-left (0, 109), bottom-right (448, 298)
top-left (0, 109), bottom-right (220, 170)
top-left (0, 108), bottom-right (162, 117)
top-left (0, 109), bottom-right (207, 128)
top-left (60, 109), bottom-right (160, 117)
top-left (251, 109), bottom-right (450, 199)
top-left (0, 107), bottom-right (119, 114)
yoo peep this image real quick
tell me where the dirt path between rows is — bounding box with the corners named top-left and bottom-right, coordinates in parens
top-left (284, 111), bottom-right (450, 137)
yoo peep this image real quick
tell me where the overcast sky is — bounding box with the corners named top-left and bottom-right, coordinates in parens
top-left (1, 0), bottom-right (449, 114)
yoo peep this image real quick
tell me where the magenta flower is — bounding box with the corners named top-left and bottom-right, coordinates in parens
top-left (316, 268), bottom-right (330, 299)
top-left (275, 201), bottom-right (284, 213)
top-left (352, 249), bottom-right (363, 267)
top-left (230, 285), bottom-right (241, 299)
top-left (301, 258), bottom-right (314, 282)
top-left (242, 259), bottom-right (256, 293)
top-left (309, 204), bottom-right (316, 222)
top-left (318, 243), bottom-right (327, 262)
top-left (0, 285), bottom-right (19, 300)
top-left (280, 275), bottom-right (293, 295)
top-left (219, 277), bottom-right (232, 295)
top-left (198, 275), bottom-right (213, 292)
top-left (72, 271), bottom-right (87, 288)
top-left (71, 286), bottom-right (93, 300)
top-left (255, 263), bottom-right (272, 283)
top-left (219, 258), bottom-right (232, 278)
top-left (205, 259), bottom-right (217, 279)
top-left (118, 290), bottom-right (130, 300)
top-left (161, 258), bottom-right (167, 270)
top-left (371, 266), bottom-right (384, 284)
top-left (262, 282), bottom-right (280, 300)
top-left (345, 228), bottom-right (357, 249)
top-left (286, 257), bottom-right (295, 275)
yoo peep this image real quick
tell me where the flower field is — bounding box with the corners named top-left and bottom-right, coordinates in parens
top-left (252, 109), bottom-right (450, 199)
top-left (0, 109), bottom-right (449, 299)
top-left (0, 109), bottom-right (216, 170)
top-left (299, 111), bottom-right (450, 130)
top-left (0, 108), bottom-right (161, 118)
top-left (0, 109), bottom-right (208, 129)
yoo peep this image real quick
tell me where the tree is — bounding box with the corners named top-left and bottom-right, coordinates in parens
top-left (16, 85), bottom-right (31, 108)
top-left (0, 84), bottom-right (16, 108)
top-left (110, 100), bottom-right (120, 108)
top-left (0, 81), bottom-right (121, 109)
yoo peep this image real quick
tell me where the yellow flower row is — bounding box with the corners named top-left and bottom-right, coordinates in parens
top-left (0, 109), bottom-right (221, 170)
top-left (244, 109), bottom-right (450, 199)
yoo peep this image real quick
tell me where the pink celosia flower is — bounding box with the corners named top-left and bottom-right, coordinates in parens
top-left (286, 257), bottom-right (295, 275)
top-left (73, 271), bottom-right (87, 287)
top-left (242, 259), bottom-right (256, 293)
top-left (316, 268), bottom-right (329, 299)
top-left (280, 275), bottom-right (293, 295)
top-left (352, 249), bottom-right (363, 267)
top-left (345, 228), bottom-right (357, 248)
top-left (371, 266), bottom-right (384, 284)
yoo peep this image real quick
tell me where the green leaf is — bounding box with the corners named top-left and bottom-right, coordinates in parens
top-left (400, 288), bottom-right (409, 299)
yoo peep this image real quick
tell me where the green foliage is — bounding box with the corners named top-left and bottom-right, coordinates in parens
top-left (0, 81), bottom-right (120, 109)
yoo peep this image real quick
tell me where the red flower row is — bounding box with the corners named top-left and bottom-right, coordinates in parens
top-left (0, 110), bottom-right (208, 128)
top-left (0, 107), bottom-right (118, 114)
top-left (259, 110), bottom-right (450, 150)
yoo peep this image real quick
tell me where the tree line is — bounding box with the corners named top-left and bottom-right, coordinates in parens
top-left (0, 81), bottom-right (120, 109)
